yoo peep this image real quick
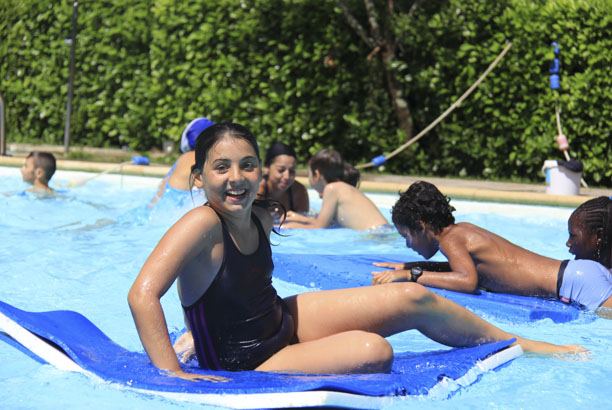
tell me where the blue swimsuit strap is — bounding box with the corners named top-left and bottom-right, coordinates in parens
top-left (155, 161), bottom-right (179, 198)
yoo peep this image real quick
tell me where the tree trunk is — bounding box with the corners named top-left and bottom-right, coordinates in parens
top-left (337, 0), bottom-right (414, 139)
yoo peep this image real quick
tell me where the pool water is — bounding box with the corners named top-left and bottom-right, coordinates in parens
top-left (0, 166), bottom-right (610, 409)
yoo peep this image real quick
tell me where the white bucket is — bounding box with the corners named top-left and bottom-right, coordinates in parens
top-left (541, 160), bottom-right (581, 195)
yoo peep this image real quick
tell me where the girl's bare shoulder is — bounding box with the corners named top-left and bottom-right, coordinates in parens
top-left (172, 206), bottom-right (222, 237)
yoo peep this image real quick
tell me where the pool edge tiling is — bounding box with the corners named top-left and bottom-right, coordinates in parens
top-left (1, 156), bottom-right (605, 207)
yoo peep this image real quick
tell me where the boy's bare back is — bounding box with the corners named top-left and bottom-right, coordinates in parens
top-left (322, 182), bottom-right (388, 230)
top-left (439, 222), bottom-right (560, 296)
top-left (284, 181), bottom-right (388, 230)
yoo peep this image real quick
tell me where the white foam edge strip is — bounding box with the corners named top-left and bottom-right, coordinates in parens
top-left (0, 309), bottom-right (521, 409)
top-left (425, 344), bottom-right (523, 399)
top-left (0, 310), bottom-right (92, 374)
top-left (133, 389), bottom-right (399, 409)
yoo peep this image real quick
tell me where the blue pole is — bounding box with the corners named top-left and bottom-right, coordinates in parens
top-left (549, 42), bottom-right (560, 90)
top-left (63, 2), bottom-right (78, 156)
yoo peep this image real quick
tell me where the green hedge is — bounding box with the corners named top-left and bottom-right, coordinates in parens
top-left (394, 0), bottom-right (611, 184)
top-left (1, 0), bottom-right (610, 185)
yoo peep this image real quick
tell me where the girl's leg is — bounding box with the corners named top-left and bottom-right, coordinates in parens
top-left (256, 330), bottom-right (393, 374)
top-left (284, 283), bottom-right (583, 354)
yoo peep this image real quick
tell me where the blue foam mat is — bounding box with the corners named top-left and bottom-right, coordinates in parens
top-left (272, 253), bottom-right (586, 323)
top-left (0, 299), bottom-right (514, 397)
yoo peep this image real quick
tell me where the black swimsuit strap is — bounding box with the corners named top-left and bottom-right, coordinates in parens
top-left (210, 205), bottom-right (269, 250)
top-left (557, 259), bottom-right (569, 298)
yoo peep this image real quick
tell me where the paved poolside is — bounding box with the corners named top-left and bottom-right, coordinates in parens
top-left (1, 145), bottom-right (609, 207)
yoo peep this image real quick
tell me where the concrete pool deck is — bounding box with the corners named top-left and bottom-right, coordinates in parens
top-left (1, 151), bottom-right (609, 208)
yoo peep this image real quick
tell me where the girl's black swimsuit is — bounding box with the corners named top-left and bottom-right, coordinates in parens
top-left (182, 209), bottom-right (295, 371)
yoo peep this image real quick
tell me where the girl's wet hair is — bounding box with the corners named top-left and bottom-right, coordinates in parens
top-left (572, 196), bottom-right (612, 267)
top-left (309, 149), bottom-right (360, 187)
top-left (189, 122), bottom-right (287, 229)
top-left (392, 181), bottom-right (455, 234)
top-left (264, 141), bottom-right (297, 167)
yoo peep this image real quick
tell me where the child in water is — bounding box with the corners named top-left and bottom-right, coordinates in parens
top-left (128, 123), bottom-right (584, 382)
top-left (283, 149), bottom-right (388, 230)
top-left (372, 181), bottom-right (612, 312)
top-left (152, 117), bottom-right (214, 204)
top-left (567, 196), bottom-right (612, 270)
top-left (20, 151), bottom-right (57, 194)
top-left (257, 141), bottom-right (309, 217)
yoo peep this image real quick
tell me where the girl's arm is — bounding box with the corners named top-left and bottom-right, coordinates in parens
top-left (128, 208), bottom-right (227, 382)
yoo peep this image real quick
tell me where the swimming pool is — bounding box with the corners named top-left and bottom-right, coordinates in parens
top-left (0, 166), bottom-right (609, 409)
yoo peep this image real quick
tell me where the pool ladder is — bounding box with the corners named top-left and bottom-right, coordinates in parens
top-left (0, 90), bottom-right (5, 156)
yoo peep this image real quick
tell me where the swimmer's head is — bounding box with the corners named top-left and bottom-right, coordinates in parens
top-left (191, 122), bottom-right (261, 175)
top-left (308, 149), bottom-right (360, 187)
top-left (180, 117), bottom-right (215, 153)
top-left (264, 142), bottom-right (299, 193)
top-left (309, 149), bottom-right (344, 183)
top-left (342, 162), bottom-right (360, 187)
top-left (190, 122), bottom-right (286, 225)
top-left (392, 181), bottom-right (455, 235)
top-left (21, 152), bottom-right (56, 185)
top-left (567, 196), bottom-right (612, 268)
top-left (264, 141), bottom-right (297, 167)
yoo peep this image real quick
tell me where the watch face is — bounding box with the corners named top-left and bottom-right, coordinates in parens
top-left (410, 267), bottom-right (423, 282)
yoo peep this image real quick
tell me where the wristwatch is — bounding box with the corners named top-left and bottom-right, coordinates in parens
top-left (410, 267), bottom-right (423, 282)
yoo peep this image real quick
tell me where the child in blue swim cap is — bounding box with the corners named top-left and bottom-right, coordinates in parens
top-left (152, 118), bottom-right (215, 204)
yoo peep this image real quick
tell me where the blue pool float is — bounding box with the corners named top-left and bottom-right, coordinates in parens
top-left (0, 299), bottom-right (521, 408)
top-left (272, 253), bottom-right (589, 324)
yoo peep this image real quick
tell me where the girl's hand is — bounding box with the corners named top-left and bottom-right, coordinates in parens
top-left (373, 262), bottom-right (405, 270)
top-left (285, 211), bottom-right (308, 223)
top-left (168, 370), bottom-right (230, 382)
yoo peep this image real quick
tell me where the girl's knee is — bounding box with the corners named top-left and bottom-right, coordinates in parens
top-left (353, 331), bottom-right (393, 372)
top-left (395, 282), bottom-right (436, 307)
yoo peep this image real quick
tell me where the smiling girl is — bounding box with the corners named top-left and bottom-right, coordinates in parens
top-left (257, 141), bottom-right (309, 216)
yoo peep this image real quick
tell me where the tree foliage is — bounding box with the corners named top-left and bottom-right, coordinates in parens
top-left (1, 0), bottom-right (609, 185)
